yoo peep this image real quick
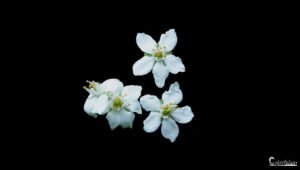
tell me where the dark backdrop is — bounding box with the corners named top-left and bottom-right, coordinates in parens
top-left (15, 4), bottom-right (298, 168)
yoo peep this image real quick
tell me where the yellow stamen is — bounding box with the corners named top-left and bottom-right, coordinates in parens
top-left (86, 80), bottom-right (96, 91)
top-left (154, 51), bottom-right (164, 59)
top-left (113, 96), bottom-right (123, 111)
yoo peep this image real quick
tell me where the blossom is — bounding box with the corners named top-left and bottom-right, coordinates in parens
top-left (83, 80), bottom-right (108, 118)
top-left (133, 29), bottom-right (185, 88)
top-left (83, 78), bottom-right (142, 130)
top-left (140, 82), bottom-right (194, 142)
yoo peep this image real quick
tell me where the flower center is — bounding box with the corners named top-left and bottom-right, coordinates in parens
top-left (162, 106), bottom-right (172, 117)
top-left (113, 96), bottom-right (123, 111)
top-left (154, 51), bottom-right (164, 59)
top-left (161, 103), bottom-right (175, 118)
top-left (153, 46), bottom-right (165, 59)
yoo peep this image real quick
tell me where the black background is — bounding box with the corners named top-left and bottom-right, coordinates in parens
top-left (9, 3), bottom-right (298, 168)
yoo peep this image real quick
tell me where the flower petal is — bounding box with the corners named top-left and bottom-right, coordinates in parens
top-left (106, 111), bottom-right (121, 130)
top-left (152, 61), bottom-right (169, 88)
top-left (121, 85), bottom-right (142, 101)
top-left (119, 110), bottom-right (135, 128)
top-left (136, 33), bottom-right (157, 54)
top-left (101, 79), bottom-right (124, 95)
top-left (165, 55), bottom-right (185, 74)
top-left (125, 100), bottom-right (142, 114)
top-left (84, 88), bottom-right (98, 96)
top-left (133, 56), bottom-right (155, 76)
top-left (161, 118), bottom-right (179, 142)
top-left (140, 95), bottom-right (161, 112)
top-left (93, 94), bottom-right (110, 115)
top-left (171, 106), bottom-right (194, 124)
top-left (83, 94), bottom-right (98, 118)
top-left (162, 82), bottom-right (183, 105)
top-left (94, 82), bottom-right (102, 93)
top-left (143, 112), bottom-right (162, 133)
top-left (158, 29), bottom-right (177, 52)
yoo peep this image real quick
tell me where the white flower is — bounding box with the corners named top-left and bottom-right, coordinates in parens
top-left (83, 79), bottom-right (142, 130)
top-left (140, 82), bottom-right (194, 142)
top-left (83, 80), bottom-right (110, 118)
top-left (133, 29), bottom-right (185, 88)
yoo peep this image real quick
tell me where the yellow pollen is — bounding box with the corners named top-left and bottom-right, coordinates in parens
top-left (86, 80), bottom-right (96, 90)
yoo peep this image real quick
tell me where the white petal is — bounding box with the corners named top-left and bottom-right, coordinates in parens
top-left (140, 95), bottom-right (161, 112)
top-left (106, 111), bottom-right (121, 130)
top-left (133, 56), bottom-right (155, 76)
top-left (125, 100), bottom-right (142, 114)
top-left (158, 29), bottom-right (177, 52)
top-left (171, 106), bottom-right (194, 124)
top-left (136, 33), bottom-right (157, 54)
top-left (152, 62), bottom-right (169, 88)
top-left (165, 55), bottom-right (185, 74)
top-left (161, 118), bottom-right (179, 142)
top-left (162, 82), bottom-right (183, 105)
top-left (83, 94), bottom-right (98, 118)
top-left (119, 110), bottom-right (135, 128)
top-left (93, 94), bottom-right (109, 115)
top-left (121, 85), bottom-right (142, 101)
top-left (94, 82), bottom-right (102, 93)
top-left (143, 112), bottom-right (162, 133)
top-left (101, 79), bottom-right (124, 95)
top-left (84, 88), bottom-right (98, 96)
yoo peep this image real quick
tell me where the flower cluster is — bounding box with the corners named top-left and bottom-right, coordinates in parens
top-left (83, 29), bottom-right (194, 142)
